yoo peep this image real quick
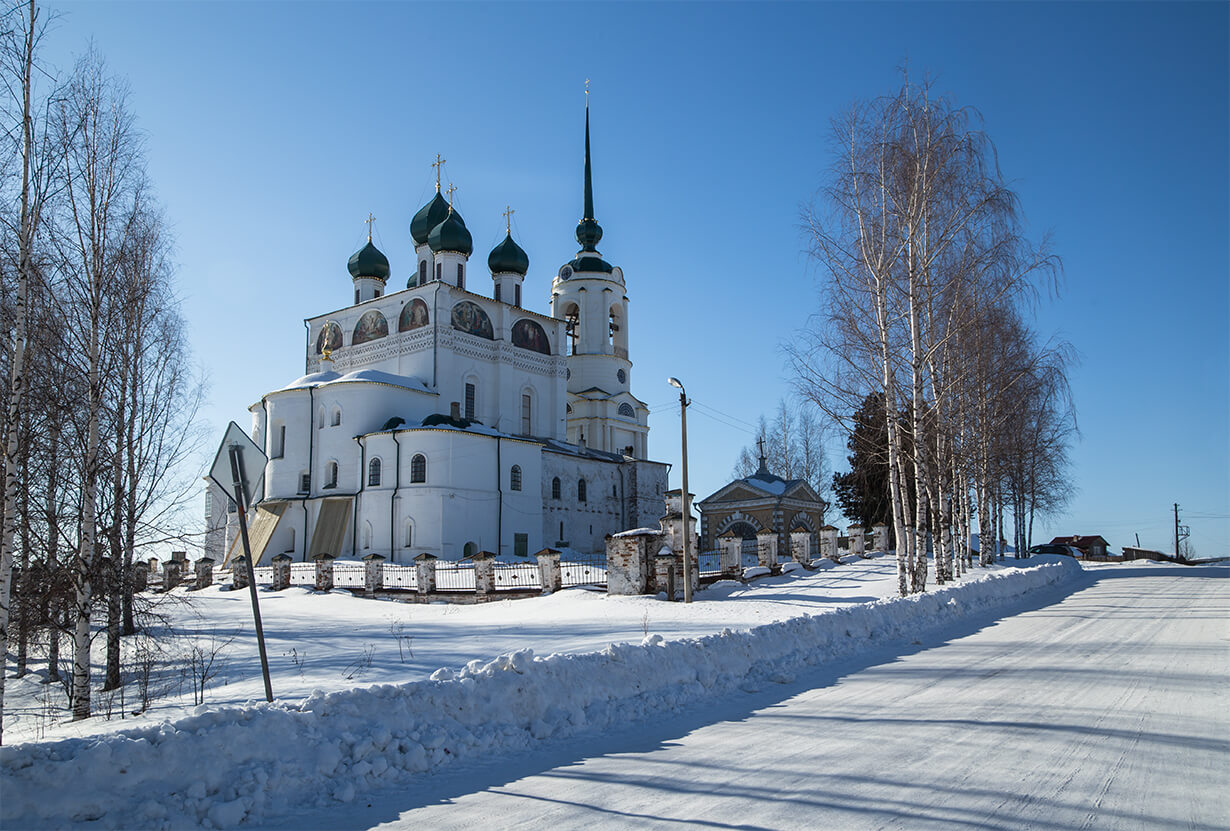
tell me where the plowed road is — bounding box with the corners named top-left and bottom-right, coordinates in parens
top-left (289, 564), bottom-right (1230, 830)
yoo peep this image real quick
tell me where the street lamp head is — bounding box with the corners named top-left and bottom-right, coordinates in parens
top-left (667, 377), bottom-right (683, 390)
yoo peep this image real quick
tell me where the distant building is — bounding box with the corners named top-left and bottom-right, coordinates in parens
top-left (1049, 535), bottom-right (1110, 558)
top-left (696, 448), bottom-right (826, 555)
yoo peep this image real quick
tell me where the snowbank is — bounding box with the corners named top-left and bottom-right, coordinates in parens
top-left (0, 559), bottom-right (1080, 830)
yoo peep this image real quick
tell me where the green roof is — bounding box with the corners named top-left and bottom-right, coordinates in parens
top-left (488, 232), bottom-right (529, 275)
top-left (347, 240), bottom-right (390, 280)
top-left (428, 208), bottom-right (473, 256)
top-left (410, 191), bottom-right (450, 246)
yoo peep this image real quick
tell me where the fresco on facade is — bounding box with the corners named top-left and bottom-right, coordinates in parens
top-left (315, 320), bottom-right (342, 355)
top-left (352, 310), bottom-right (389, 345)
top-left (511, 318), bottom-right (551, 355)
top-left (399, 298), bottom-right (430, 332)
top-left (451, 300), bottom-right (494, 340)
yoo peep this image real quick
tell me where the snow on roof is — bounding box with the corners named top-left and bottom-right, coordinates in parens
top-left (278, 369), bottom-right (431, 393)
top-left (744, 473), bottom-right (788, 495)
top-left (611, 527), bottom-right (662, 538)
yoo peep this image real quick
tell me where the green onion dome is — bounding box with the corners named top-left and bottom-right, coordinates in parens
top-left (487, 232), bottom-right (529, 275)
top-left (428, 208), bottom-right (473, 256)
top-left (410, 191), bottom-right (450, 246)
top-left (347, 240), bottom-right (390, 280)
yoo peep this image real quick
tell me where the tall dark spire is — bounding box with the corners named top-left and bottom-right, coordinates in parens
top-left (583, 104), bottom-right (594, 220)
top-left (575, 100), bottom-right (603, 252)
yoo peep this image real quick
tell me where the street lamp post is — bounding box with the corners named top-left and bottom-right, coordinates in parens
top-left (667, 377), bottom-right (693, 603)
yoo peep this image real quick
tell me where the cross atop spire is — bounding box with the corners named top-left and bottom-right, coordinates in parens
top-left (365, 212), bottom-right (376, 242)
top-left (432, 154), bottom-right (446, 192)
top-left (445, 183), bottom-right (457, 211)
top-left (756, 437), bottom-right (769, 476)
top-left (503, 205), bottom-right (515, 234)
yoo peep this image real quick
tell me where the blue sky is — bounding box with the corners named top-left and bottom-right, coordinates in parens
top-left (40, 1), bottom-right (1229, 556)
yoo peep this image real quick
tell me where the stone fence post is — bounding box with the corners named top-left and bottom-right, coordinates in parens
top-left (314, 553), bottom-right (335, 591)
top-left (819, 526), bottom-right (839, 561)
top-left (363, 553), bottom-right (385, 593)
top-left (654, 550), bottom-right (676, 601)
top-left (756, 530), bottom-right (778, 569)
top-left (472, 551), bottom-right (496, 597)
top-left (873, 524), bottom-right (889, 554)
top-left (163, 559), bottom-right (183, 591)
top-left (415, 553), bottom-right (437, 594)
top-left (847, 525), bottom-right (865, 557)
top-left (606, 530), bottom-right (661, 595)
top-left (271, 553), bottom-right (292, 591)
top-left (790, 530), bottom-right (810, 564)
top-left (133, 563), bottom-right (148, 593)
top-left (231, 555), bottom-right (248, 589)
top-left (720, 532), bottom-right (741, 575)
top-left (535, 548), bottom-right (562, 594)
top-left (194, 557), bottom-right (215, 590)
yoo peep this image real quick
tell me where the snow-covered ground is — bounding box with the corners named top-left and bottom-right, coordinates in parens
top-left (325, 560), bottom-right (1229, 831)
top-left (1, 552), bottom-right (920, 745)
top-left (0, 555), bottom-right (1095, 829)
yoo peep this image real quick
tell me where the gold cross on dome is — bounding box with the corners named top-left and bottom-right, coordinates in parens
top-left (445, 183), bottom-right (457, 209)
top-left (432, 154), bottom-right (446, 191)
top-left (585, 78), bottom-right (590, 99)
top-left (365, 212), bottom-right (376, 242)
top-left (503, 205), bottom-right (514, 234)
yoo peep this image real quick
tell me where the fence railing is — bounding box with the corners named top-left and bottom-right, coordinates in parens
top-left (561, 555), bottom-right (606, 587)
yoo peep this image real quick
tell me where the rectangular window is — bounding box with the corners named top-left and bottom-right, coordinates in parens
top-left (299, 473), bottom-right (311, 493)
top-left (514, 284), bottom-right (521, 307)
top-left (465, 383), bottom-right (476, 420)
top-left (436, 262), bottom-right (442, 281)
top-left (457, 263), bottom-right (465, 289)
top-left (419, 260), bottom-right (427, 285)
top-left (514, 533), bottom-right (528, 559)
top-left (272, 425), bottom-right (286, 459)
top-left (355, 288), bottom-right (360, 304)
top-left (204, 489), bottom-right (213, 518)
top-left (494, 283), bottom-right (502, 302)
top-left (521, 394), bottom-right (532, 435)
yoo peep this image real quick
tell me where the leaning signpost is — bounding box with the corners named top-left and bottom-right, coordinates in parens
top-left (208, 422), bottom-right (274, 702)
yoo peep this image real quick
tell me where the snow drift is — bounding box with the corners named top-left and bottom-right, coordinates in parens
top-left (0, 558), bottom-right (1080, 830)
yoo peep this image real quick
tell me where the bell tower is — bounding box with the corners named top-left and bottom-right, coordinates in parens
top-left (551, 94), bottom-right (648, 459)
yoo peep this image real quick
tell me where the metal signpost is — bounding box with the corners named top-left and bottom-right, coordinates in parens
top-left (208, 422), bottom-right (274, 702)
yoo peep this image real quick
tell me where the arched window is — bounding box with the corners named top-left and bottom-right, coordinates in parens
top-left (325, 461), bottom-right (338, 489)
top-left (618, 402), bottom-right (635, 418)
top-left (317, 406), bottom-right (325, 429)
top-left (331, 407), bottom-right (342, 427)
top-left (510, 465), bottom-right (522, 491)
top-left (410, 454), bottom-right (426, 483)
top-left (368, 458), bottom-right (382, 487)
top-left (403, 520), bottom-right (414, 548)
top-left (463, 542), bottom-right (477, 558)
top-left (362, 521), bottom-right (372, 550)
top-left (578, 478), bottom-right (587, 503)
top-left (552, 477), bottom-right (561, 500)
top-left (464, 382), bottom-right (476, 420)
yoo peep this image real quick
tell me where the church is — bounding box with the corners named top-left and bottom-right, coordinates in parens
top-left (204, 106), bottom-right (669, 564)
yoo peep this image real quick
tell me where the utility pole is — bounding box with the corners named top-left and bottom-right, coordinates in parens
top-left (1174, 503), bottom-right (1190, 560)
top-left (667, 377), bottom-right (693, 603)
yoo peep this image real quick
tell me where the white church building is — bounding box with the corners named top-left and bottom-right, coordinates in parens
top-left (205, 107), bottom-right (669, 565)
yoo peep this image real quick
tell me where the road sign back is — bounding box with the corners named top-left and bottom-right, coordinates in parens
top-left (209, 422), bottom-right (268, 510)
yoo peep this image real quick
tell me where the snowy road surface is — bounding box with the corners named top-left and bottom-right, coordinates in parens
top-left (286, 565), bottom-right (1228, 830)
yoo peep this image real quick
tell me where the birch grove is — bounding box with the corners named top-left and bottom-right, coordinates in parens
top-left (791, 75), bottom-right (1073, 596)
top-left (0, 2), bottom-right (202, 737)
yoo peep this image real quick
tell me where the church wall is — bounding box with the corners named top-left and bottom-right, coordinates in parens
top-left (540, 453), bottom-right (668, 555)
